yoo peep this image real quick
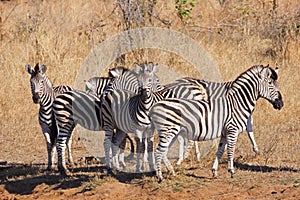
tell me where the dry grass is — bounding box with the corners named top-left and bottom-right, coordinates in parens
top-left (0, 2), bottom-right (299, 197)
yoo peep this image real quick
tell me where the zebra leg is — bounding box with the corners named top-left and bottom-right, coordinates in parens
top-left (118, 136), bottom-right (127, 168)
top-left (142, 137), bottom-right (147, 171)
top-left (104, 130), bottom-right (114, 173)
top-left (195, 141), bottom-right (201, 162)
top-left (51, 144), bottom-right (56, 169)
top-left (56, 133), bottom-right (70, 176)
top-left (66, 135), bottom-right (74, 167)
top-left (147, 136), bottom-right (155, 172)
top-left (111, 129), bottom-right (127, 170)
top-left (183, 139), bottom-right (195, 161)
top-left (155, 132), bottom-right (176, 182)
top-left (154, 148), bottom-right (164, 183)
top-left (126, 135), bottom-right (135, 160)
top-left (246, 116), bottom-right (258, 153)
top-left (162, 153), bottom-right (175, 176)
top-left (135, 130), bottom-right (144, 172)
top-left (227, 132), bottom-right (238, 178)
top-left (212, 135), bottom-right (227, 178)
top-left (176, 135), bottom-right (185, 165)
top-left (43, 132), bottom-right (53, 171)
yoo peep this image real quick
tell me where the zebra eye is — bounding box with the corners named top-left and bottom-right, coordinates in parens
top-left (268, 80), bottom-right (272, 84)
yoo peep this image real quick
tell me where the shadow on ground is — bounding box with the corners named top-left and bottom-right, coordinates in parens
top-left (0, 162), bottom-right (156, 195)
top-left (234, 162), bottom-right (299, 173)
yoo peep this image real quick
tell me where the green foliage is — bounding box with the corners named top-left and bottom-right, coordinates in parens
top-left (175, 0), bottom-right (195, 22)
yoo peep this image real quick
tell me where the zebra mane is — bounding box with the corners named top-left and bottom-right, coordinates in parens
top-left (228, 64), bottom-right (277, 96)
top-left (269, 67), bottom-right (278, 80)
top-left (32, 63), bottom-right (47, 75)
top-left (109, 67), bottom-right (134, 78)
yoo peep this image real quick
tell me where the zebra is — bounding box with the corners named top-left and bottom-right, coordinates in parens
top-left (101, 62), bottom-right (165, 171)
top-left (53, 67), bottom-right (149, 176)
top-left (85, 75), bottom-right (137, 166)
top-left (25, 63), bottom-right (73, 171)
top-left (175, 79), bottom-right (259, 165)
top-left (103, 63), bottom-right (208, 172)
top-left (149, 65), bottom-right (283, 182)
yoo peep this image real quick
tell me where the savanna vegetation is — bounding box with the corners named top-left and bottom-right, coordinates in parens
top-left (0, 0), bottom-right (299, 199)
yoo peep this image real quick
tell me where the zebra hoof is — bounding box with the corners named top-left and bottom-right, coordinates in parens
top-left (212, 169), bottom-right (217, 178)
top-left (46, 166), bottom-right (52, 171)
top-left (151, 170), bottom-right (156, 176)
top-left (106, 168), bottom-right (113, 175)
top-left (157, 177), bottom-right (164, 183)
top-left (253, 146), bottom-right (259, 154)
top-left (228, 169), bottom-right (235, 178)
top-left (68, 161), bottom-right (75, 168)
top-left (59, 169), bottom-right (70, 177)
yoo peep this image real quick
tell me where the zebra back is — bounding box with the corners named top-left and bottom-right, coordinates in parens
top-left (53, 85), bottom-right (73, 97)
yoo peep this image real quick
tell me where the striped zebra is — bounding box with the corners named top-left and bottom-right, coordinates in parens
top-left (101, 63), bottom-right (164, 171)
top-left (149, 65), bottom-right (283, 182)
top-left (176, 80), bottom-right (258, 165)
top-left (85, 75), bottom-right (137, 166)
top-left (103, 63), bottom-right (208, 172)
top-left (53, 67), bottom-right (148, 176)
top-left (25, 63), bottom-right (73, 171)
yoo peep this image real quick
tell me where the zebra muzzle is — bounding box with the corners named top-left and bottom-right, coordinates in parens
top-left (272, 98), bottom-right (284, 110)
top-left (32, 93), bottom-right (40, 104)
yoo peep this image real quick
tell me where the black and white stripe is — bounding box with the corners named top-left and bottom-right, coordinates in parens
top-left (149, 65), bottom-right (283, 182)
top-left (26, 63), bottom-right (73, 170)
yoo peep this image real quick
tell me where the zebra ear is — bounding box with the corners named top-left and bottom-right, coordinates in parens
top-left (109, 68), bottom-right (121, 78)
top-left (40, 64), bottom-right (47, 74)
top-left (152, 63), bottom-right (158, 73)
top-left (259, 66), bottom-right (271, 79)
top-left (25, 64), bottom-right (34, 75)
top-left (85, 80), bottom-right (95, 91)
top-left (147, 62), bottom-right (154, 71)
top-left (275, 67), bottom-right (279, 75)
top-left (133, 63), bottom-right (143, 73)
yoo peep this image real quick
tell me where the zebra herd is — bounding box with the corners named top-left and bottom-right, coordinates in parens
top-left (26, 62), bottom-right (283, 182)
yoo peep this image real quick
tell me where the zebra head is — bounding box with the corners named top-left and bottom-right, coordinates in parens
top-left (106, 67), bottom-right (140, 94)
top-left (25, 63), bottom-right (53, 104)
top-left (135, 62), bottom-right (164, 93)
top-left (257, 65), bottom-right (283, 110)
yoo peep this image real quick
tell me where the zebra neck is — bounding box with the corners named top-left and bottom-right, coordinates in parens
top-left (39, 91), bottom-right (54, 112)
top-left (228, 78), bottom-right (259, 120)
top-left (140, 88), bottom-right (155, 109)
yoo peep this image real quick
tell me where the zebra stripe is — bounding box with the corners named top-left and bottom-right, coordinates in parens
top-left (85, 77), bottom-right (113, 98)
top-left (25, 63), bottom-right (73, 171)
top-left (149, 65), bottom-right (283, 182)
